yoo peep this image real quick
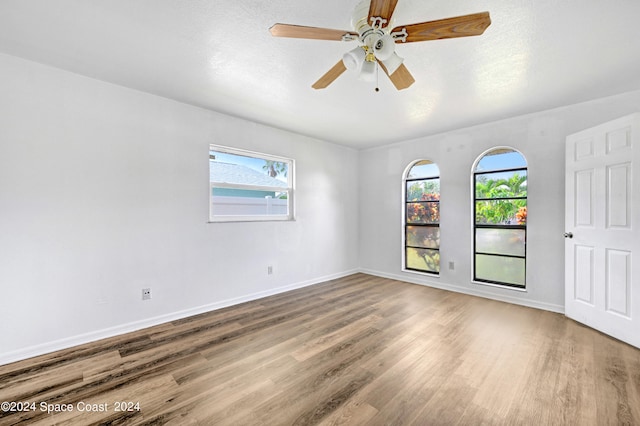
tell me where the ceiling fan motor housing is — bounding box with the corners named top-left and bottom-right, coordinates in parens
top-left (345, 0), bottom-right (402, 75)
top-left (351, 0), bottom-right (388, 50)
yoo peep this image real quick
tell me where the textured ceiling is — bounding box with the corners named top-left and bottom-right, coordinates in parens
top-left (1, 0), bottom-right (639, 149)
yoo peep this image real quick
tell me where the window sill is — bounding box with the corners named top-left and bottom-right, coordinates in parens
top-left (402, 268), bottom-right (441, 279)
top-left (208, 216), bottom-right (295, 223)
top-left (472, 280), bottom-right (527, 292)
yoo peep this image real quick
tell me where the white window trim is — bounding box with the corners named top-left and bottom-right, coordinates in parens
top-left (209, 145), bottom-right (295, 223)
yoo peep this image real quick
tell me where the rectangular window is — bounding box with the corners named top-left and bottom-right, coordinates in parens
top-left (209, 145), bottom-right (294, 222)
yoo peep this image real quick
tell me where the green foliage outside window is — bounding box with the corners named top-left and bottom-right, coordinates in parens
top-left (406, 177), bottom-right (440, 273)
top-left (475, 172), bottom-right (527, 225)
top-left (473, 149), bottom-right (528, 288)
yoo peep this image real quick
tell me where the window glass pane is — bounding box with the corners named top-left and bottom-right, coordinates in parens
top-left (210, 150), bottom-right (289, 187)
top-left (407, 248), bottom-right (440, 273)
top-left (406, 179), bottom-right (440, 201)
top-left (476, 200), bottom-right (527, 225)
top-left (476, 228), bottom-right (525, 256)
top-left (475, 170), bottom-right (527, 198)
top-left (209, 145), bottom-right (293, 222)
top-left (212, 189), bottom-right (289, 216)
top-left (475, 254), bottom-right (525, 286)
top-left (473, 148), bottom-right (527, 288)
top-left (406, 226), bottom-right (440, 249)
top-left (404, 159), bottom-right (440, 276)
top-left (407, 202), bottom-right (440, 224)
top-left (408, 161), bottom-right (440, 179)
top-left (475, 149), bottom-right (527, 172)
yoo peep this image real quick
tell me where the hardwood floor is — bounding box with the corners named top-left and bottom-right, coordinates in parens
top-left (1, 273), bottom-right (639, 425)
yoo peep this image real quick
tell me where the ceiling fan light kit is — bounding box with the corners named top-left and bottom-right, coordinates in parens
top-left (343, 46), bottom-right (367, 72)
top-left (374, 34), bottom-right (396, 61)
top-left (380, 51), bottom-right (403, 76)
top-left (269, 0), bottom-right (491, 90)
top-left (359, 59), bottom-right (377, 82)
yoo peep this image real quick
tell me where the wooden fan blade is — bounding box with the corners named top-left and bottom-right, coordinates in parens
top-left (392, 12), bottom-right (491, 43)
top-left (368, 0), bottom-right (399, 26)
top-left (270, 23), bottom-right (357, 41)
top-left (378, 61), bottom-right (415, 90)
top-left (312, 60), bottom-right (347, 89)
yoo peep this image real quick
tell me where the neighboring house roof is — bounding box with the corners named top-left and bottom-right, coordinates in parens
top-left (210, 161), bottom-right (287, 187)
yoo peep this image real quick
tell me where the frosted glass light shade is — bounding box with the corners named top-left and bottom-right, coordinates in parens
top-left (359, 60), bottom-right (376, 82)
top-left (382, 52), bottom-right (403, 75)
top-left (343, 47), bottom-right (366, 71)
top-left (374, 34), bottom-right (395, 61)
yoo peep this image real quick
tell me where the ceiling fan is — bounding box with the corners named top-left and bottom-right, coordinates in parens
top-left (269, 0), bottom-right (491, 90)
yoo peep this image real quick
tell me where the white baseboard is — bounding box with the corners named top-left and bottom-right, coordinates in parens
top-left (0, 269), bottom-right (359, 366)
top-left (359, 268), bottom-right (565, 314)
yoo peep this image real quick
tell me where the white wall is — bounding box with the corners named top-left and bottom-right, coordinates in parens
top-left (359, 89), bottom-right (640, 312)
top-left (0, 53), bottom-right (359, 364)
top-left (3, 49), bottom-right (640, 365)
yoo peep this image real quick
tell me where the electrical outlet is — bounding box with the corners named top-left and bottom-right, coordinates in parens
top-left (267, 265), bottom-right (273, 275)
top-left (142, 288), bottom-right (151, 300)
top-left (449, 261), bottom-right (455, 270)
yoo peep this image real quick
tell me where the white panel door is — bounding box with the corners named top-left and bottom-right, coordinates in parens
top-left (565, 113), bottom-right (640, 349)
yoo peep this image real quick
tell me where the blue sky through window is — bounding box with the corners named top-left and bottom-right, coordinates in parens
top-left (476, 150), bottom-right (526, 172)
top-left (210, 150), bottom-right (288, 183)
top-left (408, 161), bottom-right (439, 179)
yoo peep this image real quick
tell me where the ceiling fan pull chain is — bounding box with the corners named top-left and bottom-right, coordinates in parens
top-left (375, 62), bottom-right (380, 92)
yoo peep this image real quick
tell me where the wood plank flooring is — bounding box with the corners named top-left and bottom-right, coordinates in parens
top-left (1, 273), bottom-right (639, 425)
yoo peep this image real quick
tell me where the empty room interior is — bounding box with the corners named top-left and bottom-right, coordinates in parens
top-left (1, 0), bottom-right (640, 424)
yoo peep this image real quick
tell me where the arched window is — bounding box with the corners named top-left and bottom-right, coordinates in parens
top-left (473, 148), bottom-right (527, 288)
top-left (404, 160), bottom-right (440, 274)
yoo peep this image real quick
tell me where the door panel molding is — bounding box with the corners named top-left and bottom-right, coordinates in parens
top-left (565, 113), bottom-right (640, 349)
